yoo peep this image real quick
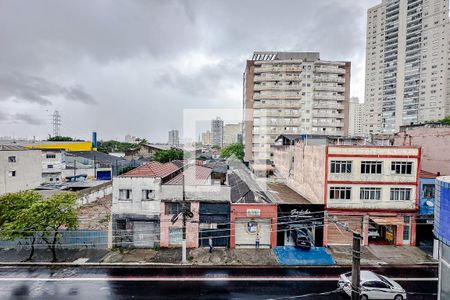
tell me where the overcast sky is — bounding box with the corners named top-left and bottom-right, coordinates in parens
top-left (0, 0), bottom-right (379, 142)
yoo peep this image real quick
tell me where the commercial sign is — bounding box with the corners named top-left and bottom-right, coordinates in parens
top-left (247, 209), bottom-right (261, 217)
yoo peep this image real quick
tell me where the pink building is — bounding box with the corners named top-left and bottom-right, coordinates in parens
top-left (394, 124), bottom-right (450, 175)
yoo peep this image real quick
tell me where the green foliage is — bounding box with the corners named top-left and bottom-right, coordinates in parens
top-left (97, 140), bottom-right (138, 154)
top-left (47, 136), bottom-right (74, 141)
top-left (211, 145), bottom-right (221, 150)
top-left (154, 148), bottom-right (185, 163)
top-left (0, 191), bottom-right (42, 227)
top-left (220, 143), bottom-right (244, 161)
top-left (438, 115), bottom-right (450, 125)
top-left (117, 165), bottom-right (136, 175)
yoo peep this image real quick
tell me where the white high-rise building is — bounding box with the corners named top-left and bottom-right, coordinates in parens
top-left (364, 0), bottom-right (450, 134)
top-left (211, 117), bottom-right (224, 148)
top-left (168, 129), bottom-right (179, 147)
top-left (348, 97), bottom-right (366, 136)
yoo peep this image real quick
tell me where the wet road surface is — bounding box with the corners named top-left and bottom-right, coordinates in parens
top-left (0, 266), bottom-right (438, 299)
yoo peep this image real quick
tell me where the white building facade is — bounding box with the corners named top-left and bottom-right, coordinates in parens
top-left (364, 0), bottom-right (450, 134)
top-left (348, 97), bottom-right (366, 136)
top-left (211, 117), bottom-right (224, 148)
top-left (168, 130), bottom-right (180, 147)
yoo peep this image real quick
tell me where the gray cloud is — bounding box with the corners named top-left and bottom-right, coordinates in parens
top-left (0, 0), bottom-right (379, 141)
top-left (0, 72), bottom-right (96, 105)
top-left (0, 112), bottom-right (44, 125)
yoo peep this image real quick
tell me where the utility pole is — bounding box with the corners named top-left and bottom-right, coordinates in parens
top-left (351, 232), bottom-right (362, 300)
top-left (181, 172), bottom-right (187, 264)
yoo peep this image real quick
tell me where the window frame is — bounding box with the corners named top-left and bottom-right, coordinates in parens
top-left (118, 189), bottom-right (132, 201)
top-left (391, 161), bottom-right (413, 175)
top-left (330, 160), bottom-right (352, 174)
top-left (360, 161), bottom-right (383, 174)
top-left (141, 189), bottom-right (155, 201)
top-left (8, 156), bottom-right (16, 163)
top-left (46, 153), bottom-right (56, 159)
top-left (360, 187), bottom-right (382, 200)
top-left (329, 187), bottom-right (352, 200)
top-left (423, 184), bottom-right (435, 198)
top-left (390, 188), bottom-right (412, 201)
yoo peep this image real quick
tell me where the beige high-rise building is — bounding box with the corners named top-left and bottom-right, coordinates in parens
top-left (243, 51), bottom-right (351, 164)
top-left (348, 97), bottom-right (366, 136)
top-left (364, 0), bottom-right (450, 134)
top-left (223, 123), bottom-right (242, 146)
top-left (201, 130), bottom-right (211, 146)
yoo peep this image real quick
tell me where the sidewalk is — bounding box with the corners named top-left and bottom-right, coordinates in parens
top-left (327, 245), bottom-right (437, 265)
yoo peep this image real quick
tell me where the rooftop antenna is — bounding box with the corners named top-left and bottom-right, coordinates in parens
top-left (52, 110), bottom-right (62, 137)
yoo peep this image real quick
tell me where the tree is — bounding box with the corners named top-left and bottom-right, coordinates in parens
top-left (154, 148), bottom-right (185, 163)
top-left (47, 136), bottom-right (74, 141)
top-left (29, 192), bottom-right (79, 262)
top-left (211, 145), bottom-right (221, 150)
top-left (438, 115), bottom-right (450, 125)
top-left (0, 191), bottom-right (43, 261)
top-left (220, 143), bottom-right (244, 161)
top-left (97, 140), bottom-right (138, 154)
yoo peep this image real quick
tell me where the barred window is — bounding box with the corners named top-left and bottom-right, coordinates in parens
top-left (391, 161), bottom-right (413, 174)
top-left (360, 187), bottom-right (381, 200)
top-left (142, 189), bottom-right (155, 201)
top-left (330, 160), bottom-right (352, 173)
top-left (361, 161), bottom-right (383, 174)
top-left (390, 188), bottom-right (412, 201)
top-left (329, 187), bottom-right (351, 200)
top-left (119, 189), bottom-right (132, 200)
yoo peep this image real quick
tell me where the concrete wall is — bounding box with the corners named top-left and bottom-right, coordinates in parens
top-left (394, 126), bottom-right (450, 175)
top-left (159, 201), bottom-right (200, 248)
top-left (112, 176), bottom-right (162, 216)
top-left (77, 181), bottom-right (112, 206)
top-left (287, 143), bottom-right (326, 204)
top-left (0, 150), bottom-right (42, 195)
top-left (272, 145), bottom-right (294, 179)
top-left (160, 184), bottom-right (231, 202)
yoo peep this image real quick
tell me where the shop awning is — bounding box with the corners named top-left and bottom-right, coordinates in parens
top-left (371, 216), bottom-right (404, 226)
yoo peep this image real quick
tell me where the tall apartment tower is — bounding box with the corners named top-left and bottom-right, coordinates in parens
top-left (348, 97), bottom-right (366, 136)
top-left (243, 51), bottom-right (351, 164)
top-left (211, 117), bottom-right (224, 148)
top-left (364, 0), bottom-right (450, 134)
top-left (168, 129), bottom-right (179, 147)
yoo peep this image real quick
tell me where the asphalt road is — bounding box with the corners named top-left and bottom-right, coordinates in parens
top-left (0, 266), bottom-right (438, 300)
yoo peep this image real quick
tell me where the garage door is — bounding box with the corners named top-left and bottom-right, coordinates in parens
top-left (235, 219), bottom-right (271, 248)
top-left (133, 221), bottom-right (157, 248)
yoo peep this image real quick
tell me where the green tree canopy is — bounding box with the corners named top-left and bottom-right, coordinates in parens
top-left (0, 191), bottom-right (42, 227)
top-left (220, 143), bottom-right (244, 161)
top-left (154, 148), bottom-right (186, 163)
top-left (438, 115), bottom-right (450, 125)
top-left (47, 136), bottom-right (74, 141)
top-left (97, 140), bottom-right (138, 154)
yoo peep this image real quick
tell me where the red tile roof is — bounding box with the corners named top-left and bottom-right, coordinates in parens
top-left (122, 161), bottom-right (179, 177)
top-left (165, 165), bottom-right (212, 185)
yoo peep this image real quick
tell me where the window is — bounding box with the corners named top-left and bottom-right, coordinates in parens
top-left (360, 187), bottom-right (381, 200)
top-left (119, 189), bottom-right (132, 200)
top-left (329, 187), bottom-right (351, 200)
top-left (390, 188), bottom-right (412, 201)
top-left (8, 171), bottom-right (16, 177)
top-left (423, 184), bottom-right (435, 198)
top-left (142, 189), bottom-right (155, 201)
top-left (361, 161), bottom-right (382, 174)
top-left (47, 164), bottom-right (54, 169)
top-left (403, 216), bottom-right (411, 241)
top-left (391, 162), bottom-right (413, 174)
top-left (330, 161), bottom-right (352, 173)
top-left (46, 154), bottom-right (56, 159)
top-left (165, 202), bottom-right (191, 215)
top-left (8, 156), bottom-right (16, 163)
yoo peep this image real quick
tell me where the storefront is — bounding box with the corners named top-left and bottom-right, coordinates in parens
top-left (230, 204), bottom-right (277, 249)
top-left (325, 212), bottom-right (416, 246)
top-left (198, 202), bottom-right (230, 247)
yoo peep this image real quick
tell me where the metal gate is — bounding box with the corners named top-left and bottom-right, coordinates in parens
top-left (133, 222), bottom-right (157, 248)
top-left (199, 226), bottom-right (230, 247)
top-left (234, 219), bottom-right (271, 248)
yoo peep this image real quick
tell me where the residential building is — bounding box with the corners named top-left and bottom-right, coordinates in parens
top-left (124, 143), bottom-right (177, 161)
top-left (243, 51), bottom-right (351, 167)
top-left (111, 161), bottom-right (181, 248)
top-left (416, 170), bottom-right (437, 254)
top-left (434, 176), bottom-right (450, 299)
top-left (0, 145), bottom-right (42, 195)
top-left (168, 129), bottom-right (180, 147)
top-left (273, 139), bottom-right (420, 246)
top-left (201, 130), bottom-right (211, 146)
top-left (211, 117), bottom-right (224, 148)
top-left (394, 123), bottom-right (450, 175)
top-left (223, 123), bottom-right (242, 146)
top-left (364, 0), bottom-right (450, 134)
top-left (159, 165), bottom-right (230, 248)
top-left (125, 134), bottom-right (139, 144)
top-left (348, 97), bottom-right (365, 136)
top-left (41, 149), bottom-right (65, 184)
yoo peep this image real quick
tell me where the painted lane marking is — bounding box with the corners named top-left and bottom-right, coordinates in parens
top-left (0, 277), bottom-right (438, 282)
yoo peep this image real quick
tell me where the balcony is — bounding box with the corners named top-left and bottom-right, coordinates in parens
top-left (253, 84), bottom-right (302, 91)
top-left (253, 102), bottom-right (302, 109)
top-left (314, 84), bottom-right (345, 92)
top-left (313, 102), bottom-right (344, 109)
top-left (312, 111), bottom-right (344, 118)
top-left (314, 93), bottom-right (345, 101)
top-left (254, 93), bottom-right (302, 100)
top-left (254, 66), bottom-right (302, 73)
top-left (312, 121), bottom-right (344, 127)
top-left (314, 76), bottom-right (345, 83)
top-left (254, 75), bottom-right (302, 82)
top-left (315, 66), bottom-right (346, 74)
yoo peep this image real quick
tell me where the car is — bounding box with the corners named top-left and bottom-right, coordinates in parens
top-left (288, 226), bottom-right (313, 249)
top-left (367, 225), bottom-right (380, 239)
top-left (338, 270), bottom-right (407, 300)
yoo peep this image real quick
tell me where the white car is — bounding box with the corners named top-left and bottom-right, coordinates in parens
top-left (367, 225), bottom-right (380, 239)
top-left (338, 270), bottom-right (407, 300)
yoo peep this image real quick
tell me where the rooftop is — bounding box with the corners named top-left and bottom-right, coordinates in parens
top-left (67, 151), bottom-right (127, 164)
top-left (420, 170), bottom-right (439, 179)
top-left (0, 145), bottom-right (28, 151)
top-left (267, 183), bottom-right (312, 204)
top-left (165, 165), bottom-right (212, 185)
top-left (122, 161), bottom-right (179, 178)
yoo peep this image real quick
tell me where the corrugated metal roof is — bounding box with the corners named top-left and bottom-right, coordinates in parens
top-left (122, 161), bottom-right (179, 177)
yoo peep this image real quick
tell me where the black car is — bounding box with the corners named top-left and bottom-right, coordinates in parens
top-left (288, 226), bottom-right (313, 249)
